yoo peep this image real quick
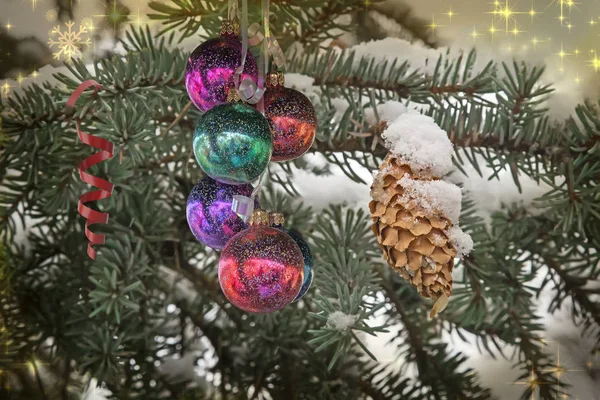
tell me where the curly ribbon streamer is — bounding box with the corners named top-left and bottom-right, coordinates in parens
top-left (66, 80), bottom-right (114, 260)
top-left (231, 168), bottom-right (268, 222)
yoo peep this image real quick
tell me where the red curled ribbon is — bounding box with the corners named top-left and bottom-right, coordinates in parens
top-left (66, 80), bottom-right (114, 260)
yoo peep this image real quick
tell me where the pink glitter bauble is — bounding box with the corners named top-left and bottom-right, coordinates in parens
top-left (185, 35), bottom-right (258, 112)
top-left (218, 226), bottom-right (304, 313)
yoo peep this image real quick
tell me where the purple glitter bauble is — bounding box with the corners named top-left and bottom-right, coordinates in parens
top-left (219, 226), bottom-right (304, 313)
top-left (186, 177), bottom-right (259, 250)
top-left (185, 36), bottom-right (258, 112)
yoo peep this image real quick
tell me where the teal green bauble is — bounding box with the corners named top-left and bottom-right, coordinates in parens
top-left (193, 103), bottom-right (272, 185)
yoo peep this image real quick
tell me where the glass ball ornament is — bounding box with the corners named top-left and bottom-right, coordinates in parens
top-left (218, 210), bottom-right (304, 313)
top-left (185, 25), bottom-right (258, 112)
top-left (193, 102), bottom-right (272, 185)
top-left (186, 177), bottom-right (259, 250)
top-left (286, 229), bottom-right (314, 302)
top-left (269, 213), bottom-right (314, 302)
top-left (263, 72), bottom-right (317, 162)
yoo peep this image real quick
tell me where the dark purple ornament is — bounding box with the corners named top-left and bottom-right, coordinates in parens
top-left (185, 34), bottom-right (258, 112)
top-left (186, 177), bottom-right (259, 250)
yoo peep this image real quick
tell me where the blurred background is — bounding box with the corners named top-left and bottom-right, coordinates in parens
top-left (1, 1), bottom-right (600, 398)
top-left (2, 0), bottom-right (600, 109)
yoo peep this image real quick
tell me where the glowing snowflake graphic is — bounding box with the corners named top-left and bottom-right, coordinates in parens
top-left (45, 9), bottom-right (57, 22)
top-left (47, 21), bottom-right (91, 62)
top-left (80, 17), bottom-right (95, 32)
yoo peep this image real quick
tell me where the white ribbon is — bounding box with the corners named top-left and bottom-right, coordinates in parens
top-left (231, 169), bottom-right (268, 222)
top-left (231, 0), bottom-right (286, 105)
top-left (233, 0), bottom-right (264, 104)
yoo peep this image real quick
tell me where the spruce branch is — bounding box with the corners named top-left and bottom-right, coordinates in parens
top-left (543, 255), bottom-right (600, 336)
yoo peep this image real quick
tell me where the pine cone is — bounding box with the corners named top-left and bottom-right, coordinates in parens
top-left (369, 154), bottom-right (457, 315)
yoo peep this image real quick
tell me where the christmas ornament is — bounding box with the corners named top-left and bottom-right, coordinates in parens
top-left (193, 101), bottom-right (272, 185)
top-left (186, 177), bottom-right (259, 250)
top-left (185, 20), bottom-right (258, 112)
top-left (263, 72), bottom-right (317, 162)
top-left (369, 155), bottom-right (457, 317)
top-left (270, 212), bottom-right (314, 302)
top-left (219, 210), bottom-right (304, 313)
top-left (67, 80), bottom-right (114, 260)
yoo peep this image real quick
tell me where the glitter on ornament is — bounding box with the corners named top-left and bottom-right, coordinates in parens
top-left (219, 210), bottom-right (304, 313)
top-left (193, 102), bottom-right (272, 185)
top-left (263, 72), bottom-right (317, 162)
top-left (186, 177), bottom-right (259, 250)
top-left (185, 23), bottom-right (258, 112)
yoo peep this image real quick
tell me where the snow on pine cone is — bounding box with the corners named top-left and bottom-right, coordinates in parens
top-left (369, 155), bottom-right (457, 314)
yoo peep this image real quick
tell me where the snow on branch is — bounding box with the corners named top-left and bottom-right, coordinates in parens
top-left (326, 311), bottom-right (358, 331)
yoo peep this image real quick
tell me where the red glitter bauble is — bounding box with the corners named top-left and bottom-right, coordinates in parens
top-left (218, 218), bottom-right (304, 313)
top-left (263, 75), bottom-right (317, 162)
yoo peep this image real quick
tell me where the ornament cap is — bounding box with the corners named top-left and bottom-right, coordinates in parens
top-left (269, 212), bottom-right (285, 227)
top-left (249, 210), bottom-right (270, 226)
top-left (221, 19), bottom-right (240, 37)
top-left (266, 71), bottom-right (285, 88)
top-left (227, 87), bottom-right (242, 103)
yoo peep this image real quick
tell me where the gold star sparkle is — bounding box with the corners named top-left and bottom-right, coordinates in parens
top-left (128, 9), bottom-right (148, 29)
top-left (511, 22), bottom-right (524, 37)
top-left (0, 82), bottom-right (8, 99)
top-left (586, 356), bottom-right (594, 370)
top-left (588, 51), bottom-right (600, 72)
top-left (490, 0), bottom-right (525, 32)
top-left (15, 73), bottom-right (25, 86)
top-left (530, 36), bottom-right (550, 49)
top-left (555, 43), bottom-right (571, 70)
top-left (94, 0), bottom-right (130, 34)
top-left (445, 7), bottom-right (457, 22)
top-left (470, 27), bottom-right (482, 42)
top-left (529, 8), bottom-right (537, 22)
top-left (488, 21), bottom-right (499, 42)
top-left (514, 365), bottom-right (541, 400)
top-left (426, 14), bottom-right (443, 36)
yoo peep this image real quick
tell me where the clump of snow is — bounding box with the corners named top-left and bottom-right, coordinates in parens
top-left (446, 226), bottom-right (473, 257)
top-left (327, 311), bottom-right (358, 331)
top-left (399, 176), bottom-right (462, 224)
top-left (82, 379), bottom-right (112, 400)
top-left (383, 112), bottom-right (454, 177)
top-left (330, 97), bottom-right (350, 120)
top-left (284, 73), bottom-right (316, 95)
top-left (364, 100), bottom-right (408, 125)
top-left (349, 38), bottom-right (448, 76)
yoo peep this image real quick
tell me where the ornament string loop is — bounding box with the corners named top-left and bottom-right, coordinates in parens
top-left (227, 0), bottom-right (238, 21)
top-left (247, 19), bottom-right (286, 70)
top-left (232, 0), bottom-right (278, 105)
top-left (67, 80), bottom-right (115, 260)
